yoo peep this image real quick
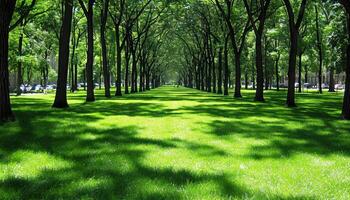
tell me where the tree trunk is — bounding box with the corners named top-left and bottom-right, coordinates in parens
top-left (305, 64), bottom-right (308, 83)
top-left (101, 0), bottom-right (110, 98)
top-left (124, 27), bottom-right (130, 94)
top-left (255, 33), bottom-right (264, 101)
top-left (115, 25), bottom-right (122, 96)
top-left (86, 1), bottom-right (95, 102)
top-left (0, 0), bottom-right (16, 122)
top-left (131, 44), bottom-right (137, 93)
top-left (212, 54), bottom-right (216, 93)
top-left (315, 5), bottom-right (323, 94)
top-left (342, 10), bottom-right (350, 120)
top-left (53, 0), bottom-right (73, 108)
top-left (43, 50), bottom-right (49, 90)
top-left (298, 52), bottom-right (302, 93)
top-left (329, 64), bottom-right (335, 92)
top-left (224, 37), bottom-right (229, 96)
top-left (17, 24), bottom-right (23, 96)
top-left (275, 54), bottom-right (280, 91)
top-left (234, 53), bottom-right (242, 98)
top-left (218, 47), bottom-right (223, 94)
top-left (286, 27), bottom-right (298, 107)
top-left (70, 28), bottom-right (76, 92)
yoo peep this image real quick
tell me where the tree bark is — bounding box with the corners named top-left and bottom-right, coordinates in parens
top-left (298, 52), bottom-right (302, 93)
top-left (329, 64), bottom-right (335, 92)
top-left (115, 25), bottom-right (122, 96)
top-left (53, 0), bottom-right (73, 108)
top-left (315, 5), bottom-right (323, 94)
top-left (218, 47), bottom-right (223, 94)
top-left (17, 24), bottom-right (24, 96)
top-left (86, 1), bottom-right (95, 102)
top-left (0, 0), bottom-right (16, 122)
top-left (234, 53), bottom-right (242, 98)
top-left (286, 28), bottom-right (298, 107)
top-left (341, 3), bottom-right (350, 119)
top-left (101, 0), bottom-right (110, 97)
top-left (275, 54), bottom-right (280, 91)
top-left (255, 33), bottom-right (265, 101)
top-left (283, 0), bottom-right (307, 107)
top-left (224, 36), bottom-right (229, 96)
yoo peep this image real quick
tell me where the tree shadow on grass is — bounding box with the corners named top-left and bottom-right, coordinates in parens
top-left (0, 87), bottom-right (340, 199)
top-left (179, 90), bottom-right (350, 159)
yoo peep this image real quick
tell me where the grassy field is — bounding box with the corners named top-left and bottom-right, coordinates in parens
top-left (0, 86), bottom-right (349, 199)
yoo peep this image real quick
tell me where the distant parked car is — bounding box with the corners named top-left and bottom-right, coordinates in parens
top-left (31, 84), bottom-right (42, 92)
top-left (304, 83), bottom-right (312, 89)
top-left (46, 85), bottom-right (56, 90)
top-left (322, 83), bottom-right (329, 89)
top-left (280, 83), bottom-right (288, 88)
top-left (294, 83), bottom-right (299, 88)
top-left (20, 84), bottom-right (32, 92)
top-left (335, 84), bottom-right (344, 90)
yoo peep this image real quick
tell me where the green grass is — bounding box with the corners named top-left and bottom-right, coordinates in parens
top-left (0, 86), bottom-right (349, 199)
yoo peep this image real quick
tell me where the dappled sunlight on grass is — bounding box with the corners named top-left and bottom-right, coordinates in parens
top-left (0, 86), bottom-right (349, 199)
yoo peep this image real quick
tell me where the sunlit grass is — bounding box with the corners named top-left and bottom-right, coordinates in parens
top-left (0, 86), bottom-right (349, 199)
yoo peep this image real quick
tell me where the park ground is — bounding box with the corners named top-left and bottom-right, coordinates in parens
top-left (0, 86), bottom-right (349, 199)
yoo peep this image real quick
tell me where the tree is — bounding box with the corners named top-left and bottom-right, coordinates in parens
top-left (339, 0), bottom-right (350, 120)
top-left (100, 0), bottom-right (110, 98)
top-left (0, 0), bottom-right (17, 122)
top-left (315, 3), bottom-right (323, 94)
top-left (243, 0), bottom-right (271, 102)
top-left (283, 0), bottom-right (307, 107)
top-left (215, 0), bottom-right (250, 98)
top-left (53, 0), bottom-right (74, 108)
top-left (109, 0), bottom-right (125, 96)
top-left (78, 0), bottom-right (95, 102)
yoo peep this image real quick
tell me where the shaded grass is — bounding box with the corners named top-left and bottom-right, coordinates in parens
top-left (0, 86), bottom-right (349, 199)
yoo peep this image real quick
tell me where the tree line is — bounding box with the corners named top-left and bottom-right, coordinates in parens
top-left (1, 0), bottom-right (170, 122)
top-left (175, 0), bottom-right (350, 120)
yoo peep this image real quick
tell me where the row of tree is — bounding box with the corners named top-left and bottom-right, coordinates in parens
top-left (175, 0), bottom-right (350, 120)
top-left (1, 0), bottom-right (172, 122)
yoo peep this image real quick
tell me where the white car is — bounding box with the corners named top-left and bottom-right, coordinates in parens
top-left (335, 84), bottom-right (344, 90)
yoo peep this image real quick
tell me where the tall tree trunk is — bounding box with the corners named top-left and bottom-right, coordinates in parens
top-left (212, 55), bottom-right (216, 93)
top-left (16, 23), bottom-right (24, 96)
top-left (286, 28), bottom-right (298, 107)
top-left (234, 53), bottom-right (242, 98)
top-left (284, 0), bottom-right (306, 106)
top-left (329, 63), bottom-right (335, 92)
top-left (315, 5), bottom-right (323, 94)
top-left (53, 0), bottom-right (73, 108)
top-left (305, 64), bottom-right (308, 83)
top-left (255, 33), bottom-right (264, 101)
top-left (342, 8), bottom-right (350, 119)
top-left (44, 50), bottom-right (49, 89)
top-left (115, 26), bottom-right (122, 96)
top-left (343, 41), bottom-right (350, 119)
top-left (70, 28), bottom-right (76, 92)
top-left (101, 0), bottom-right (110, 97)
top-left (298, 52), bottom-right (302, 93)
top-left (245, 71), bottom-right (248, 89)
top-left (124, 27), bottom-right (130, 94)
top-left (224, 37), bottom-right (229, 96)
top-left (131, 45), bottom-right (137, 93)
top-left (0, 0), bottom-right (16, 122)
top-left (275, 54), bottom-right (280, 91)
top-left (86, 1), bottom-right (95, 102)
top-left (218, 47), bottom-right (223, 94)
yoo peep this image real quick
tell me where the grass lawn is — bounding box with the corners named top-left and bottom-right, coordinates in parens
top-left (0, 86), bottom-right (349, 199)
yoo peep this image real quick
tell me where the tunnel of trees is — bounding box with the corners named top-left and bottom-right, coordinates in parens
top-left (0, 0), bottom-right (350, 122)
